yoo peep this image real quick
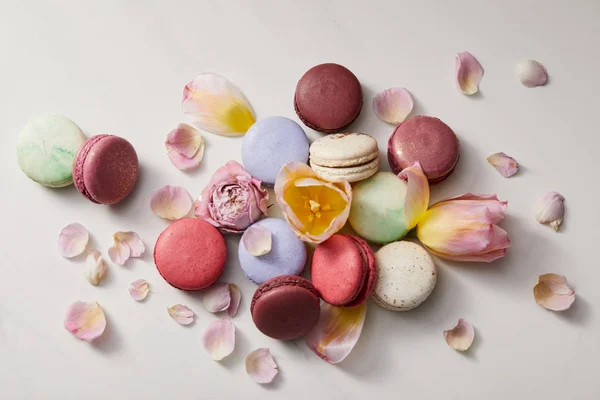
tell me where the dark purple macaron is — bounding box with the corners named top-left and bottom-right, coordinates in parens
top-left (387, 116), bottom-right (460, 183)
top-left (294, 63), bottom-right (362, 133)
top-left (73, 135), bottom-right (139, 204)
top-left (251, 275), bottom-right (321, 340)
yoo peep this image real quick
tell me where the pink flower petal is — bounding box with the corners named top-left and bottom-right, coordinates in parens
top-left (168, 304), bottom-right (195, 325)
top-left (165, 124), bottom-right (205, 171)
top-left (444, 319), bottom-right (475, 351)
top-left (487, 152), bottom-right (519, 178)
top-left (242, 224), bottom-right (272, 256)
top-left (64, 301), bottom-right (106, 342)
top-left (201, 319), bottom-right (235, 361)
top-left (58, 223), bottom-right (89, 258)
top-left (304, 302), bottom-right (366, 364)
top-left (108, 231), bottom-right (145, 265)
top-left (182, 73), bottom-right (255, 136)
top-left (245, 348), bottom-right (278, 384)
top-left (456, 51), bottom-right (484, 95)
top-left (228, 284), bottom-right (241, 317)
top-left (398, 162), bottom-right (430, 230)
top-left (373, 87), bottom-right (414, 125)
top-left (533, 273), bottom-right (575, 311)
top-left (149, 185), bottom-right (193, 220)
top-left (203, 282), bottom-right (231, 313)
top-left (515, 60), bottom-right (548, 88)
top-left (84, 250), bottom-right (107, 286)
top-left (129, 279), bottom-right (150, 301)
top-left (535, 191), bottom-right (565, 232)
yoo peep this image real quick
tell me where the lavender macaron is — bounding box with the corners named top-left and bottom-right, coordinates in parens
top-left (239, 218), bottom-right (307, 285)
top-left (242, 116), bottom-right (309, 186)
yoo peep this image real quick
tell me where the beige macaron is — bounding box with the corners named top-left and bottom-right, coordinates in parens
top-left (309, 133), bottom-right (379, 183)
top-left (372, 241), bottom-right (437, 311)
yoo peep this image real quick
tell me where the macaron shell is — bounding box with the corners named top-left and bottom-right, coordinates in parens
top-left (294, 63), bottom-right (363, 133)
top-left (311, 235), bottom-right (367, 306)
top-left (310, 156), bottom-right (379, 183)
top-left (251, 275), bottom-right (320, 340)
top-left (344, 235), bottom-right (377, 308)
top-left (387, 116), bottom-right (460, 182)
top-left (73, 134), bottom-right (108, 203)
top-left (16, 115), bottom-right (86, 187)
top-left (238, 218), bottom-right (307, 284)
top-left (309, 133), bottom-right (378, 167)
top-left (373, 241), bottom-right (437, 311)
top-left (242, 116), bottom-right (309, 185)
top-left (154, 218), bottom-right (227, 290)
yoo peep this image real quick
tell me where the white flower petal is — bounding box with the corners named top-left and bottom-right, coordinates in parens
top-left (168, 304), bottom-right (195, 325)
top-left (58, 223), bottom-right (89, 258)
top-left (373, 87), bottom-right (414, 125)
top-left (242, 224), bottom-right (272, 256)
top-left (84, 250), bottom-right (107, 286)
top-left (108, 231), bottom-right (145, 265)
top-left (533, 273), bottom-right (575, 311)
top-left (245, 348), bottom-right (278, 384)
top-left (201, 319), bottom-right (235, 361)
top-left (149, 185), bottom-right (193, 220)
top-left (515, 60), bottom-right (548, 88)
top-left (228, 284), bottom-right (241, 317)
top-left (535, 191), bottom-right (565, 232)
top-left (203, 282), bottom-right (231, 313)
top-left (129, 279), bottom-right (150, 301)
top-left (444, 319), bottom-right (475, 351)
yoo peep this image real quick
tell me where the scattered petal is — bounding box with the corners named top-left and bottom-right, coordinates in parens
top-left (58, 223), bottom-right (89, 258)
top-left (129, 279), bottom-right (150, 301)
top-left (373, 87), bottom-right (414, 125)
top-left (487, 152), bottom-right (519, 177)
top-left (203, 283), bottom-right (241, 317)
top-left (182, 73), bottom-right (255, 136)
top-left (165, 123), bottom-right (205, 170)
top-left (84, 250), bottom-right (107, 286)
top-left (201, 319), bottom-right (235, 361)
top-left (535, 191), bottom-right (565, 232)
top-left (455, 51), bottom-right (484, 95)
top-left (64, 301), bottom-right (106, 342)
top-left (168, 304), bottom-right (195, 325)
top-left (515, 60), bottom-right (548, 88)
top-left (108, 231), bottom-right (145, 265)
top-left (444, 319), bottom-right (475, 351)
top-left (246, 348), bottom-right (278, 384)
top-left (533, 273), bottom-right (575, 311)
top-left (228, 284), bottom-right (242, 317)
top-left (398, 161), bottom-right (430, 230)
top-left (149, 185), bottom-right (193, 220)
top-left (242, 224), bottom-right (272, 256)
top-left (304, 302), bottom-right (366, 364)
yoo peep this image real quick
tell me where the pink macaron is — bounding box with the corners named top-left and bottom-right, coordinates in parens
top-left (310, 234), bottom-right (376, 307)
top-left (73, 134), bottom-right (139, 204)
top-left (154, 218), bottom-right (227, 290)
top-left (387, 116), bottom-right (460, 183)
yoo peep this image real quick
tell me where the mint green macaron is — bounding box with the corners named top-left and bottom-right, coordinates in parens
top-left (17, 115), bottom-right (86, 188)
top-left (348, 172), bottom-right (409, 244)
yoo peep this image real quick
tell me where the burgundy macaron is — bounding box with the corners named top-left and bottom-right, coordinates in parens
top-left (294, 63), bottom-right (363, 133)
top-left (251, 275), bottom-right (320, 340)
top-left (73, 134), bottom-right (139, 204)
top-left (387, 116), bottom-right (460, 183)
top-left (154, 218), bottom-right (227, 290)
top-left (310, 234), bottom-right (376, 307)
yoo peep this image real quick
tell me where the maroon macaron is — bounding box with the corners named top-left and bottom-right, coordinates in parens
top-left (73, 134), bottom-right (139, 204)
top-left (154, 218), bottom-right (227, 290)
top-left (251, 275), bottom-right (320, 340)
top-left (310, 234), bottom-right (376, 307)
top-left (294, 63), bottom-right (363, 133)
top-left (387, 116), bottom-right (460, 183)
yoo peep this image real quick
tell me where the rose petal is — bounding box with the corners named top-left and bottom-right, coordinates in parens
top-left (168, 304), bottom-right (195, 325)
top-left (373, 87), bottom-right (414, 125)
top-left (108, 231), bottom-right (145, 265)
top-left (64, 301), bottom-right (106, 342)
top-left (84, 250), bottom-right (107, 286)
top-left (398, 161), bottom-right (430, 230)
top-left (203, 282), bottom-right (231, 313)
top-left (245, 348), bottom-right (278, 384)
top-left (165, 123), bottom-right (205, 171)
top-left (128, 279), bottom-right (150, 301)
top-left (58, 223), bottom-right (89, 258)
top-left (444, 319), bottom-right (475, 351)
top-left (304, 302), bottom-right (366, 364)
top-left (533, 273), bottom-right (575, 311)
top-left (182, 73), bottom-right (255, 136)
top-left (201, 319), bottom-right (235, 361)
top-left (515, 60), bottom-right (548, 88)
top-left (487, 152), bottom-right (519, 178)
top-left (242, 224), bottom-right (272, 256)
top-left (149, 185), bottom-right (193, 220)
top-left (228, 284), bottom-right (241, 317)
top-left (456, 51), bottom-right (484, 95)
top-left (535, 191), bottom-right (565, 232)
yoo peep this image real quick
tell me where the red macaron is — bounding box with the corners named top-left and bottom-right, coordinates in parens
top-left (310, 234), bottom-right (376, 307)
top-left (154, 218), bottom-right (227, 290)
top-left (73, 134), bottom-right (139, 204)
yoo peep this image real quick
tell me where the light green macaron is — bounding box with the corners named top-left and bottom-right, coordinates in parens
top-left (17, 115), bottom-right (86, 188)
top-left (348, 171), bottom-right (409, 243)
